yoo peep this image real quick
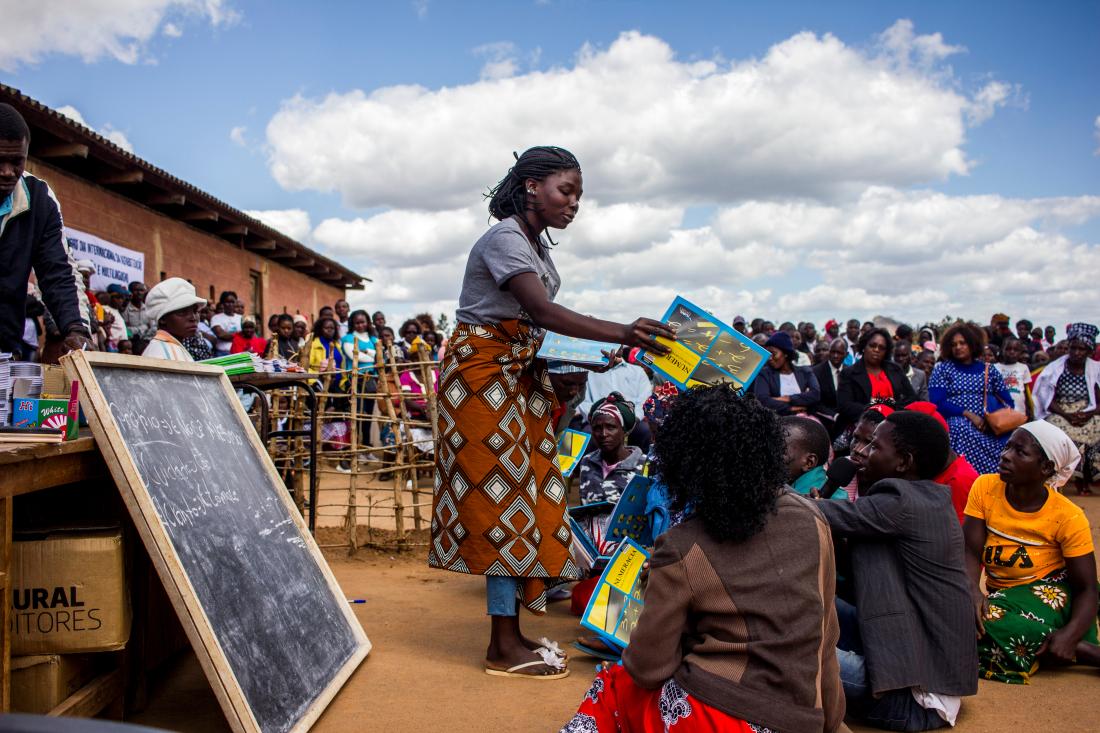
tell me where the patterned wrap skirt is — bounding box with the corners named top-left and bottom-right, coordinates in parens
top-left (978, 569), bottom-right (1099, 684)
top-left (559, 666), bottom-right (767, 733)
top-left (1045, 401), bottom-right (1100, 482)
top-left (429, 320), bottom-right (581, 613)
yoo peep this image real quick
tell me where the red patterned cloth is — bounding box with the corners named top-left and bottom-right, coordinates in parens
top-left (559, 666), bottom-right (765, 733)
top-left (429, 320), bottom-right (580, 613)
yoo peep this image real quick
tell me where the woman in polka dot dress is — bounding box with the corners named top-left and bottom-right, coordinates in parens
top-left (929, 322), bottom-right (1014, 475)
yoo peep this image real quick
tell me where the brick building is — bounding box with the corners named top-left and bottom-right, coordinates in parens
top-left (2, 84), bottom-right (363, 329)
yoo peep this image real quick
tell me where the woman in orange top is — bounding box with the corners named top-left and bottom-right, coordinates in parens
top-left (963, 421), bottom-right (1100, 683)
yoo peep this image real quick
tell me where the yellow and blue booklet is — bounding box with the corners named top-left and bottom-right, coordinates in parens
top-left (580, 538), bottom-right (649, 649)
top-left (556, 429), bottom-right (591, 477)
top-left (638, 296), bottom-right (769, 391)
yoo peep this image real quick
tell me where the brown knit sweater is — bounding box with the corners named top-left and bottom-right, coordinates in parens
top-left (622, 490), bottom-right (844, 733)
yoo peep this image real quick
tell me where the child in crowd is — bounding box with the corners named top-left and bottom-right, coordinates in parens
top-left (230, 320), bottom-right (267, 355)
top-left (267, 314), bottom-right (299, 360)
top-left (292, 315), bottom-right (310, 346)
top-left (397, 319), bottom-right (426, 361)
top-left (982, 343), bottom-right (1000, 364)
top-left (994, 336), bottom-right (1032, 416)
top-left (117, 339), bottom-right (133, 355)
top-left (561, 386), bottom-right (844, 733)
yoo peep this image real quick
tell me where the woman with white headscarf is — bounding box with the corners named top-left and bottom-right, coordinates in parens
top-left (1031, 322), bottom-right (1100, 495)
top-left (962, 421), bottom-right (1100, 684)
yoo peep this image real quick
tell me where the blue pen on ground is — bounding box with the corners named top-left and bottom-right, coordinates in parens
top-left (347, 599), bottom-right (366, 604)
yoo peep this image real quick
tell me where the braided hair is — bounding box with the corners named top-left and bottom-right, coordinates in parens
top-left (485, 146), bottom-right (580, 244)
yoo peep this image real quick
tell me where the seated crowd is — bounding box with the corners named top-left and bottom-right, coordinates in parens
top-left (20, 275), bottom-right (1100, 731)
top-left (556, 313), bottom-right (1098, 733)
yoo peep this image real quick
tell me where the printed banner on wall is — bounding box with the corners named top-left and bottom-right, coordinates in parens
top-left (64, 227), bottom-right (145, 291)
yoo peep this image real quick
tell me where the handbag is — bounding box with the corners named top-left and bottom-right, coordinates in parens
top-left (983, 363), bottom-right (1027, 436)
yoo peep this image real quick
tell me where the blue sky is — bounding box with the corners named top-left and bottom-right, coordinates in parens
top-left (5, 1), bottom-right (1099, 329)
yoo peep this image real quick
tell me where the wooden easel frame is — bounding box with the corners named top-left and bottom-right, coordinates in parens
top-left (61, 351), bottom-right (370, 733)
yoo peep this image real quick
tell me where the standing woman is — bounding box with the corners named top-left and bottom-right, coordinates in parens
top-left (929, 322), bottom-right (1014, 475)
top-left (432, 146), bottom-right (673, 679)
top-left (1031, 322), bottom-right (1100, 495)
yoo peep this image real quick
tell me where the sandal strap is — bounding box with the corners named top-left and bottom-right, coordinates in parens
top-left (505, 659), bottom-right (553, 673)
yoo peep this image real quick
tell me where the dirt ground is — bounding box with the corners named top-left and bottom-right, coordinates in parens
top-left (131, 496), bottom-right (1100, 733)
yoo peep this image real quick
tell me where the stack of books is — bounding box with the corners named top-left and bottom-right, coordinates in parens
top-left (200, 352), bottom-right (263, 375)
top-left (200, 353), bottom-right (305, 375)
top-left (0, 353), bottom-right (10, 426)
top-left (0, 426), bottom-right (65, 444)
top-left (10, 361), bottom-right (43, 398)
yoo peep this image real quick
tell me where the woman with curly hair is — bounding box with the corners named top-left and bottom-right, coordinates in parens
top-left (560, 386), bottom-right (844, 733)
top-left (963, 421), bottom-right (1100, 684)
top-left (929, 321), bottom-right (1014, 474)
top-left (432, 146), bottom-right (675, 681)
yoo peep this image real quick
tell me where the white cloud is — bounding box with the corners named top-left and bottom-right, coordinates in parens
top-left (317, 186), bottom-right (1100, 330)
top-left (243, 208), bottom-right (312, 242)
top-left (473, 42), bottom-right (519, 80)
top-left (266, 24), bottom-right (1007, 211)
top-left (56, 106), bottom-right (89, 127)
top-left (229, 125), bottom-right (248, 146)
top-left (56, 105), bottom-right (134, 153)
top-left (967, 80), bottom-right (1023, 125)
top-left (877, 18), bottom-right (964, 70)
top-left (254, 23), bottom-right (1096, 331)
top-left (0, 0), bottom-right (238, 72)
top-left (313, 207), bottom-right (483, 268)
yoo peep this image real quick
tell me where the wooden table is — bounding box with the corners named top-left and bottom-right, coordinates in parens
top-left (0, 434), bottom-right (122, 716)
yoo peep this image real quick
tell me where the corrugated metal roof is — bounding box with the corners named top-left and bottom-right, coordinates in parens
top-left (1, 83), bottom-right (365, 289)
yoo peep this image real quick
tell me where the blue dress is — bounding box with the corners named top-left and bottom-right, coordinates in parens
top-left (929, 360), bottom-right (1013, 474)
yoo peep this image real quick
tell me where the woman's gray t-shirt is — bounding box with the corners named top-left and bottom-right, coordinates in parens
top-left (455, 217), bottom-right (560, 326)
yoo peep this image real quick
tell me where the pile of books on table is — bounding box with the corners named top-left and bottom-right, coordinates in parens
top-left (199, 353), bottom-right (305, 375)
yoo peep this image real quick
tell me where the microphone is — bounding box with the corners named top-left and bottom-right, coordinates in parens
top-left (819, 456), bottom-right (858, 499)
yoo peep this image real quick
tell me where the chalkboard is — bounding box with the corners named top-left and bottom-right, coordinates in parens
top-left (61, 352), bottom-right (369, 733)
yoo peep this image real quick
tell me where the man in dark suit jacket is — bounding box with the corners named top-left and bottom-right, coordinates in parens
top-left (818, 411), bottom-right (977, 731)
top-left (813, 338), bottom-right (848, 434)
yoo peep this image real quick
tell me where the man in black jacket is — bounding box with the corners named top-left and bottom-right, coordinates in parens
top-left (818, 411), bottom-right (977, 731)
top-left (813, 337), bottom-right (848, 436)
top-left (0, 104), bottom-right (89, 357)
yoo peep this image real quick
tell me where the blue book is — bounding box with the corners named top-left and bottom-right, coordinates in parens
top-left (538, 332), bottom-right (617, 365)
top-left (556, 429), bottom-right (591, 477)
top-left (602, 474), bottom-right (654, 549)
top-left (579, 538), bottom-right (649, 650)
top-left (637, 296), bottom-right (770, 392)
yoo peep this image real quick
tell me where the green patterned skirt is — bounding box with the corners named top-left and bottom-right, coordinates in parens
top-left (979, 569), bottom-right (1099, 684)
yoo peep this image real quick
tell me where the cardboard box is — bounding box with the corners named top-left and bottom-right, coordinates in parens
top-left (11, 530), bottom-right (131, 655)
top-left (41, 364), bottom-right (70, 398)
top-left (11, 398), bottom-right (78, 440)
top-left (10, 654), bottom-right (97, 714)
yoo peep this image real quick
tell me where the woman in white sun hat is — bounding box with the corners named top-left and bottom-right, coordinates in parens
top-left (141, 278), bottom-right (207, 362)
